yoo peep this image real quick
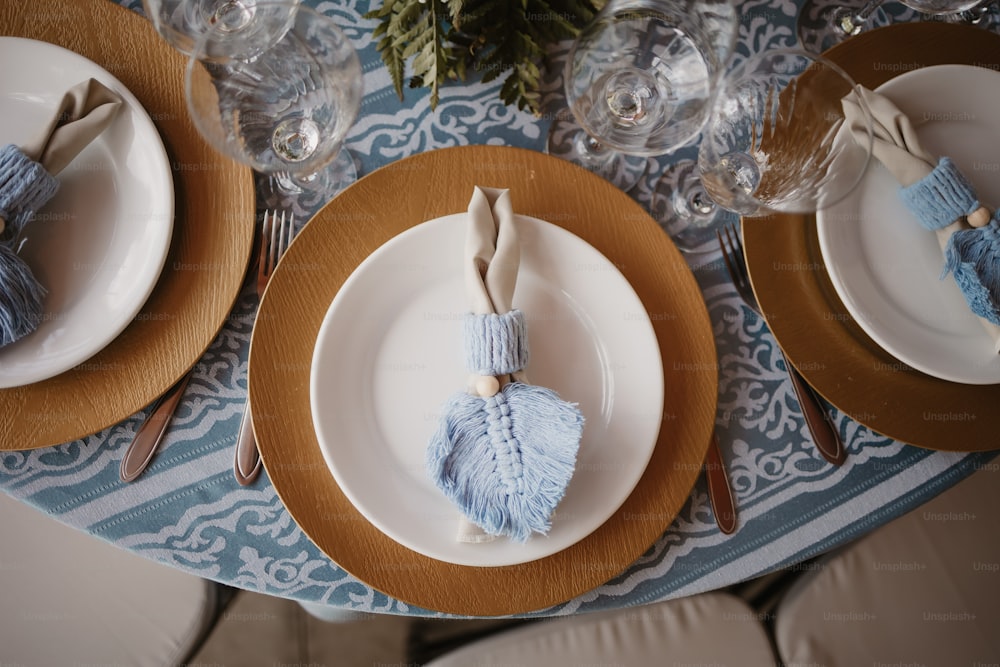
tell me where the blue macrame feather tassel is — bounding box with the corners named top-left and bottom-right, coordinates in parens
top-left (899, 157), bottom-right (1000, 326)
top-left (426, 382), bottom-right (583, 543)
top-left (0, 143), bottom-right (59, 347)
top-left (0, 244), bottom-right (46, 347)
top-left (943, 214), bottom-right (1000, 325)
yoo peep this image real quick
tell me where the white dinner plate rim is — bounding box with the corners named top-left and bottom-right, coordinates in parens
top-left (309, 213), bottom-right (664, 567)
top-left (0, 37), bottom-right (174, 388)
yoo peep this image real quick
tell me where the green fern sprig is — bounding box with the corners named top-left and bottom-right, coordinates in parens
top-left (367, 0), bottom-right (603, 115)
top-left (365, 0), bottom-right (464, 109)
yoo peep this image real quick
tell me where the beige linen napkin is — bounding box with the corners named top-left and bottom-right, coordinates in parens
top-left (456, 186), bottom-right (519, 543)
top-left (20, 78), bottom-right (123, 176)
top-left (429, 186), bottom-right (583, 544)
top-left (842, 87), bottom-right (1000, 353)
top-left (1, 78), bottom-right (122, 236)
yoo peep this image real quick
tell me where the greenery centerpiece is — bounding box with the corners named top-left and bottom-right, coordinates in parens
top-left (366, 0), bottom-right (606, 115)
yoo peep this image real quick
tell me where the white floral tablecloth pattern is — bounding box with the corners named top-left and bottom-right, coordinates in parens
top-left (1, 0), bottom-right (997, 617)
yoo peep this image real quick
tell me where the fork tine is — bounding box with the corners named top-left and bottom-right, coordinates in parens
top-left (724, 225), bottom-right (749, 290)
top-left (259, 210), bottom-right (273, 282)
top-left (279, 212), bottom-right (293, 260)
top-left (268, 211), bottom-right (284, 276)
top-left (718, 223), bottom-right (763, 317)
top-left (716, 228), bottom-right (739, 286)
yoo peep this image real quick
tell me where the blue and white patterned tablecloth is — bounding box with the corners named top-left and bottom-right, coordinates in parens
top-left (2, 0), bottom-right (998, 618)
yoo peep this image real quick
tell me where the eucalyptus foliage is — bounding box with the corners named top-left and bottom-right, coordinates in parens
top-left (366, 0), bottom-right (605, 114)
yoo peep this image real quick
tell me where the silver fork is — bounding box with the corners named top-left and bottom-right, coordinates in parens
top-left (234, 210), bottom-right (295, 485)
top-left (717, 225), bottom-right (847, 466)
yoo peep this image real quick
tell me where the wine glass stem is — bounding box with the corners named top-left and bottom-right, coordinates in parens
top-left (575, 133), bottom-right (614, 165)
top-left (837, 0), bottom-right (886, 34)
top-left (689, 190), bottom-right (716, 217)
top-left (207, 0), bottom-right (256, 32)
top-left (958, 0), bottom-right (995, 22)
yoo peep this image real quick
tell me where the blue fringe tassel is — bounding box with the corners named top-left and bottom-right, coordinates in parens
top-left (426, 382), bottom-right (584, 542)
top-left (0, 143), bottom-right (59, 347)
top-left (943, 213), bottom-right (1000, 325)
top-left (0, 244), bottom-right (46, 347)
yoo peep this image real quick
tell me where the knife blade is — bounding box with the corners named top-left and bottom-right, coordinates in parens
top-left (705, 430), bottom-right (737, 535)
top-left (119, 372), bottom-right (192, 482)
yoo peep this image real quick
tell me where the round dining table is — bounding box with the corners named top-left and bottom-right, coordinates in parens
top-left (1, 0), bottom-right (997, 618)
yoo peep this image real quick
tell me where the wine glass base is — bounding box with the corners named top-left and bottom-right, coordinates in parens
top-left (651, 159), bottom-right (738, 254)
top-left (546, 116), bottom-right (647, 192)
top-left (796, 0), bottom-right (891, 53)
top-left (938, 2), bottom-right (1000, 30)
top-left (270, 148), bottom-right (358, 201)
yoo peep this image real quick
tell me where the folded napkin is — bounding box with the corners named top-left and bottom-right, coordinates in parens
top-left (0, 78), bottom-right (122, 347)
top-left (426, 187), bottom-right (584, 543)
top-left (843, 87), bottom-right (1000, 353)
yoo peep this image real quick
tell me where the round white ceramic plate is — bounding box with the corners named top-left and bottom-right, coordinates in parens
top-left (817, 64), bottom-right (1000, 385)
top-left (0, 37), bottom-right (173, 388)
top-left (310, 214), bottom-right (664, 567)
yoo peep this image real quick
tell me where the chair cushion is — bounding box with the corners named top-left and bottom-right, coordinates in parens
top-left (775, 463), bottom-right (1000, 667)
top-left (425, 591), bottom-right (777, 667)
top-left (0, 492), bottom-right (216, 667)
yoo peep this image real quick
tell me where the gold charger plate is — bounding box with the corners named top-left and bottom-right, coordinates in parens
top-left (744, 22), bottom-right (1000, 450)
top-left (0, 0), bottom-right (255, 449)
top-left (250, 145), bottom-right (718, 616)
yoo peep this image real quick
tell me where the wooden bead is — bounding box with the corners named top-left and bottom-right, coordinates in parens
top-left (474, 375), bottom-right (500, 398)
top-left (968, 206), bottom-right (991, 228)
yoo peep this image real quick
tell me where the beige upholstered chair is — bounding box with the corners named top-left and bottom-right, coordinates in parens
top-left (424, 591), bottom-right (779, 667)
top-left (774, 463), bottom-right (1000, 667)
top-left (0, 491), bottom-right (223, 667)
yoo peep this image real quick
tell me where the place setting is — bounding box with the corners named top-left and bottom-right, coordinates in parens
top-left (246, 142), bottom-right (719, 615)
top-left (0, 0), bottom-right (255, 451)
top-left (741, 21), bottom-right (1000, 449)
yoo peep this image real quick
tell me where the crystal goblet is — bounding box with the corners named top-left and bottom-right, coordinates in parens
top-left (653, 48), bottom-right (874, 253)
top-left (185, 2), bottom-right (362, 198)
top-left (547, 0), bottom-right (738, 190)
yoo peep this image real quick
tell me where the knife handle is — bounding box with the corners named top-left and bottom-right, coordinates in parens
top-left (120, 372), bottom-right (192, 482)
top-left (787, 364), bottom-right (846, 465)
top-left (705, 431), bottom-right (737, 535)
top-left (233, 403), bottom-right (262, 486)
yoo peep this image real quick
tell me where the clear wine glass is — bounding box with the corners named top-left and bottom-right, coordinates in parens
top-left (185, 2), bottom-right (362, 197)
top-left (797, 0), bottom-right (892, 53)
top-left (546, 0), bottom-right (738, 190)
top-left (938, 0), bottom-right (1000, 29)
top-left (797, 0), bottom-right (987, 54)
top-left (143, 0), bottom-right (301, 59)
top-left (653, 48), bottom-right (874, 253)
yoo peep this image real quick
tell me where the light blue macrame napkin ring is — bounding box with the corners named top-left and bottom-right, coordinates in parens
top-left (427, 309), bottom-right (584, 543)
top-left (463, 309), bottom-right (529, 376)
top-left (899, 157), bottom-right (980, 231)
top-left (898, 156), bottom-right (1000, 325)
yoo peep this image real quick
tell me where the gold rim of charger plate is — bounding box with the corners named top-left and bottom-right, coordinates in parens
top-left (249, 145), bottom-right (719, 616)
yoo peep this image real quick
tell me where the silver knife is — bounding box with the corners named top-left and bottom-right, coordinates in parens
top-left (120, 372), bottom-right (192, 482)
top-left (705, 430), bottom-right (737, 535)
top-left (233, 219), bottom-right (265, 487)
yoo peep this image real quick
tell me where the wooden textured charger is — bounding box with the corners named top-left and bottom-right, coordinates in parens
top-left (0, 0), bottom-right (255, 449)
top-left (743, 23), bottom-right (1000, 450)
top-left (250, 145), bottom-right (718, 616)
